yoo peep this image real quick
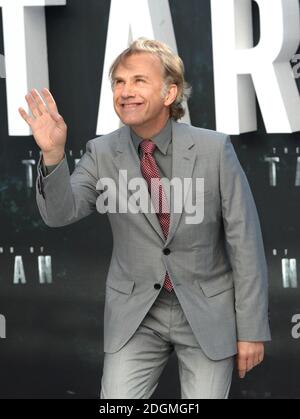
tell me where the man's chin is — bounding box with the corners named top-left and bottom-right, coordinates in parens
top-left (118, 115), bottom-right (145, 128)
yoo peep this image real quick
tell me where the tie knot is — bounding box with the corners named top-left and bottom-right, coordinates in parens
top-left (140, 139), bottom-right (156, 156)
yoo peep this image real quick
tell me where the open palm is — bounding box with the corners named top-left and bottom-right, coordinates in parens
top-left (19, 88), bottom-right (67, 154)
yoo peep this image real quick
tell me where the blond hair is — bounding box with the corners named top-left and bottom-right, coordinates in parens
top-left (109, 37), bottom-right (191, 121)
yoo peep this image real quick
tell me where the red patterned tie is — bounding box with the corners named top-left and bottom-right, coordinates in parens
top-left (139, 140), bottom-right (173, 292)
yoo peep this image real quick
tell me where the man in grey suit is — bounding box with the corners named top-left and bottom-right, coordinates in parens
top-left (19, 38), bottom-right (271, 399)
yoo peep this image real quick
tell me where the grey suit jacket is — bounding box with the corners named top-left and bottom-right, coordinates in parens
top-left (36, 120), bottom-right (271, 360)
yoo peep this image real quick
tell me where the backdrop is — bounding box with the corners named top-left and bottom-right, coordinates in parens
top-left (0, 0), bottom-right (299, 399)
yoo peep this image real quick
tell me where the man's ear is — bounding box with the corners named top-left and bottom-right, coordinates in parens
top-left (164, 84), bottom-right (178, 107)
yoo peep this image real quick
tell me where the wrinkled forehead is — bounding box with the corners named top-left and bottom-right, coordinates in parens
top-left (113, 52), bottom-right (164, 78)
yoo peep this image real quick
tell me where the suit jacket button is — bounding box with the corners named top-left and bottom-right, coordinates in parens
top-left (154, 283), bottom-right (161, 290)
top-left (163, 248), bottom-right (171, 255)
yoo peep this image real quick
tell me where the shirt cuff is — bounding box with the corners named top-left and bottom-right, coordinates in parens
top-left (41, 158), bottom-right (61, 177)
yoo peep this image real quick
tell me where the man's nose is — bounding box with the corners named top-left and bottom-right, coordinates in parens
top-left (121, 82), bottom-right (136, 98)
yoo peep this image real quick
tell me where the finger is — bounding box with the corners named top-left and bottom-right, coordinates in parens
top-left (18, 107), bottom-right (34, 126)
top-left (255, 345), bottom-right (264, 366)
top-left (260, 346), bottom-right (265, 362)
top-left (25, 93), bottom-right (42, 118)
top-left (237, 356), bottom-right (247, 379)
top-left (258, 354), bottom-right (264, 364)
top-left (49, 110), bottom-right (67, 130)
top-left (257, 351), bottom-right (264, 366)
top-left (41, 88), bottom-right (58, 114)
top-left (31, 89), bottom-right (48, 114)
top-left (239, 369), bottom-right (247, 379)
top-left (253, 355), bottom-right (261, 368)
top-left (246, 357), bottom-right (255, 373)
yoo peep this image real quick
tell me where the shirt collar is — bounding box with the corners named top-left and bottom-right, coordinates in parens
top-left (130, 118), bottom-right (172, 156)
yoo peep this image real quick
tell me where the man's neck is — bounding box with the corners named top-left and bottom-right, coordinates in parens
top-left (130, 116), bottom-right (171, 140)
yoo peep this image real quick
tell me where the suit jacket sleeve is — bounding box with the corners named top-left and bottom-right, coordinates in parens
top-left (219, 135), bottom-right (271, 342)
top-left (36, 139), bottom-right (99, 227)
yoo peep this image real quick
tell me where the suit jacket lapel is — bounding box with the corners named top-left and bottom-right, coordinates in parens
top-left (113, 125), bottom-right (165, 242)
top-left (165, 121), bottom-right (197, 247)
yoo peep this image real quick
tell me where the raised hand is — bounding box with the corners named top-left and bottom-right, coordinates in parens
top-left (19, 88), bottom-right (67, 165)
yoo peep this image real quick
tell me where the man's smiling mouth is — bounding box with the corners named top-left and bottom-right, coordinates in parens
top-left (121, 103), bottom-right (144, 109)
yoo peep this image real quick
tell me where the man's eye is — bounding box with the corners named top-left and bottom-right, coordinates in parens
top-left (136, 79), bottom-right (145, 83)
